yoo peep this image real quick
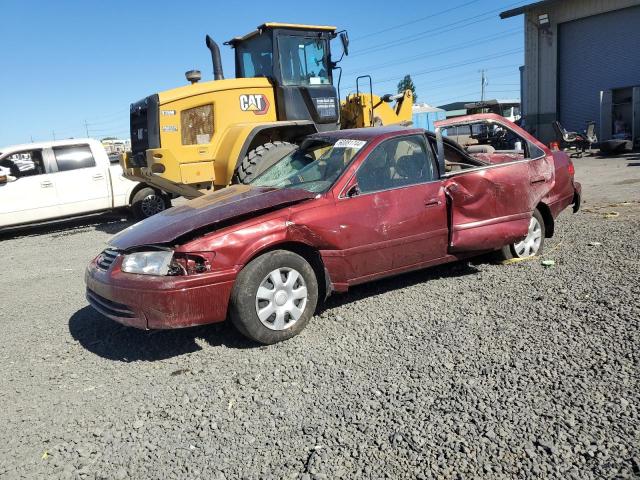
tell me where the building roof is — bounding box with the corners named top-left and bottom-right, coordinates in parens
top-left (464, 99), bottom-right (520, 109)
top-left (412, 103), bottom-right (444, 113)
top-left (437, 101), bottom-right (476, 111)
top-left (500, 0), bottom-right (561, 19)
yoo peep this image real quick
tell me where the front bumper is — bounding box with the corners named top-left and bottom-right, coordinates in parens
top-left (85, 255), bottom-right (237, 329)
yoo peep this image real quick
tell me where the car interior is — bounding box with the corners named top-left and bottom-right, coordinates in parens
top-left (0, 149), bottom-right (46, 178)
top-left (435, 121), bottom-right (532, 170)
top-left (356, 136), bottom-right (436, 193)
top-left (425, 133), bottom-right (487, 174)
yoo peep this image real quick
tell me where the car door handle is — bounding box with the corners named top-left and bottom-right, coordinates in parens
top-left (40, 181), bottom-right (53, 188)
top-left (92, 174), bottom-right (104, 180)
top-left (425, 198), bottom-right (442, 207)
top-left (530, 176), bottom-right (547, 184)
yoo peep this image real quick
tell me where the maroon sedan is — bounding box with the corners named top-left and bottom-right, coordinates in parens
top-left (85, 114), bottom-right (581, 344)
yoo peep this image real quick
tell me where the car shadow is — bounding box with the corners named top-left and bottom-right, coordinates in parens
top-left (0, 211), bottom-right (133, 241)
top-left (71, 260), bottom-right (483, 362)
top-left (69, 306), bottom-right (256, 362)
top-left (628, 161), bottom-right (640, 167)
top-left (321, 260), bottom-right (481, 311)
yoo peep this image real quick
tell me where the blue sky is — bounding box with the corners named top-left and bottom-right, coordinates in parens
top-left (0, 0), bottom-right (525, 146)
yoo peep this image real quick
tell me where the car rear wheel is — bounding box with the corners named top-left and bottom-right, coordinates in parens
top-left (131, 187), bottom-right (170, 220)
top-left (229, 250), bottom-right (318, 344)
top-left (500, 209), bottom-right (546, 260)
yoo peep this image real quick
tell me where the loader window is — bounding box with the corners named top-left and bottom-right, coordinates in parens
top-left (278, 36), bottom-right (329, 86)
top-left (237, 34), bottom-right (273, 78)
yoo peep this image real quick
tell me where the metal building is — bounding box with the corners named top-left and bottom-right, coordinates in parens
top-left (501, 0), bottom-right (640, 146)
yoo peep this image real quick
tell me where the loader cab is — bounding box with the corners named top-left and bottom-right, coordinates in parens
top-left (227, 23), bottom-right (343, 131)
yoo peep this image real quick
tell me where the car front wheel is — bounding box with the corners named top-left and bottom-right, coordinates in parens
top-left (500, 209), bottom-right (546, 260)
top-left (229, 250), bottom-right (318, 344)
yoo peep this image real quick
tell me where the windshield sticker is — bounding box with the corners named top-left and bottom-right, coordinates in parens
top-left (334, 139), bottom-right (366, 150)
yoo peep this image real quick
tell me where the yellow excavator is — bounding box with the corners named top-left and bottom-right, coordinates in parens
top-left (122, 23), bottom-right (413, 199)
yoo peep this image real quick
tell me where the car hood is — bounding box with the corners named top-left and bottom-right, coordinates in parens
top-left (109, 185), bottom-right (316, 250)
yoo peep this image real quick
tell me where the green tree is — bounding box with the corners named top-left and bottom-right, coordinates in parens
top-left (397, 75), bottom-right (417, 103)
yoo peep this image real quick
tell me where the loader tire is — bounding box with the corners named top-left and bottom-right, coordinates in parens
top-left (233, 141), bottom-right (297, 184)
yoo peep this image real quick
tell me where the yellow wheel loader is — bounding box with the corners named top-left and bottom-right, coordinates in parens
top-left (123, 23), bottom-right (413, 199)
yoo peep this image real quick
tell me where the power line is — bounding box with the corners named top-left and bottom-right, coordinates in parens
top-left (343, 49), bottom-right (523, 92)
top-left (416, 64), bottom-right (522, 84)
top-left (349, 0), bottom-right (528, 57)
top-left (411, 68), bottom-right (520, 92)
top-left (348, 29), bottom-right (520, 76)
top-left (351, 0), bottom-right (483, 41)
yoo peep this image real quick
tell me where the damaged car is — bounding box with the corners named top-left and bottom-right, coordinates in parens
top-left (85, 114), bottom-right (581, 344)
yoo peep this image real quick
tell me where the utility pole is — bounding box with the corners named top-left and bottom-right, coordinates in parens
top-left (52, 130), bottom-right (56, 141)
top-left (84, 120), bottom-right (90, 138)
top-left (480, 69), bottom-right (487, 103)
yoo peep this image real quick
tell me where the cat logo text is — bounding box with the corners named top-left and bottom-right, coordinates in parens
top-left (239, 94), bottom-right (269, 115)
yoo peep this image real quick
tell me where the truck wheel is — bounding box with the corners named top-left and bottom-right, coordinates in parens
top-left (131, 187), bottom-right (170, 220)
top-left (499, 209), bottom-right (546, 260)
top-left (233, 141), bottom-right (297, 184)
top-left (229, 250), bottom-right (318, 345)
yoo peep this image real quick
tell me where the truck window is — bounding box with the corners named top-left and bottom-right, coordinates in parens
top-left (0, 149), bottom-right (46, 178)
top-left (278, 36), bottom-right (329, 86)
top-left (53, 145), bottom-right (96, 171)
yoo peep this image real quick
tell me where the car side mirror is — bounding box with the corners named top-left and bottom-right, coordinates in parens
top-left (346, 183), bottom-right (360, 197)
top-left (340, 32), bottom-right (349, 56)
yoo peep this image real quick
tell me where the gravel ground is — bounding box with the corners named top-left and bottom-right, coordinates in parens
top-left (0, 159), bottom-right (638, 479)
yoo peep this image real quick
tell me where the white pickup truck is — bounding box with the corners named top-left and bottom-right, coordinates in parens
top-left (0, 138), bottom-right (170, 229)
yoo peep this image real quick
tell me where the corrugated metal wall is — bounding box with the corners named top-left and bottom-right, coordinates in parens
top-left (558, 5), bottom-right (640, 132)
top-left (412, 110), bottom-right (446, 131)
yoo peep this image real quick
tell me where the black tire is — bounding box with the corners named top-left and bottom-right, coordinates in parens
top-left (229, 250), bottom-right (318, 345)
top-left (131, 187), bottom-right (170, 220)
top-left (233, 141), bottom-right (297, 184)
top-left (499, 208), bottom-right (546, 260)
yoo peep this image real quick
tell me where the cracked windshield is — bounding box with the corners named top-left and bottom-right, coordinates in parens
top-left (251, 138), bottom-right (365, 192)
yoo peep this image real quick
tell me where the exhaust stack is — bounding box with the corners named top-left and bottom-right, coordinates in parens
top-left (205, 35), bottom-right (224, 80)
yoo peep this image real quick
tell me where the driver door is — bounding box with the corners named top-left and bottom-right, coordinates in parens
top-left (329, 134), bottom-right (448, 283)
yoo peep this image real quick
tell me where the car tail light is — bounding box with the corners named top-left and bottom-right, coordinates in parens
top-left (567, 160), bottom-right (575, 177)
top-left (168, 252), bottom-right (215, 275)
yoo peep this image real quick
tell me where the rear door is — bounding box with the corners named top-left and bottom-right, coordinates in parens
top-left (441, 125), bottom-right (554, 253)
top-left (0, 148), bottom-right (59, 227)
top-left (50, 143), bottom-right (111, 216)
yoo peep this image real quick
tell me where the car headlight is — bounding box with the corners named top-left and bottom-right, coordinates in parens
top-left (121, 251), bottom-right (173, 275)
